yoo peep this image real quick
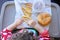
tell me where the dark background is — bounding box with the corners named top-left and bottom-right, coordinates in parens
top-left (0, 0), bottom-right (60, 14)
top-left (51, 0), bottom-right (60, 6)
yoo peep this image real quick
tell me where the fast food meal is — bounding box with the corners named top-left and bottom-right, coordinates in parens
top-left (37, 12), bottom-right (51, 26)
top-left (25, 3), bottom-right (32, 8)
top-left (21, 3), bottom-right (32, 20)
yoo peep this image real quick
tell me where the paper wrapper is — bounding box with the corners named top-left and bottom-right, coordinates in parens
top-left (14, 0), bottom-right (51, 32)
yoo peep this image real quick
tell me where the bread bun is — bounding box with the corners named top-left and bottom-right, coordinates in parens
top-left (37, 12), bottom-right (51, 26)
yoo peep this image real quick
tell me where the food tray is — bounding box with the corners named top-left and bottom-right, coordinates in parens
top-left (0, 1), bottom-right (60, 38)
top-left (0, 1), bottom-right (51, 31)
top-left (0, 1), bottom-right (16, 30)
top-left (49, 3), bottom-right (60, 37)
top-left (0, 1), bottom-right (54, 30)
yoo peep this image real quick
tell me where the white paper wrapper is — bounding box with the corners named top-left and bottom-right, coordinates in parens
top-left (14, 0), bottom-right (51, 31)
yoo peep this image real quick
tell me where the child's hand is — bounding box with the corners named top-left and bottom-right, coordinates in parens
top-left (6, 18), bottom-right (24, 30)
top-left (14, 18), bottom-right (24, 26)
top-left (27, 20), bottom-right (36, 27)
top-left (27, 20), bottom-right (44, 33)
